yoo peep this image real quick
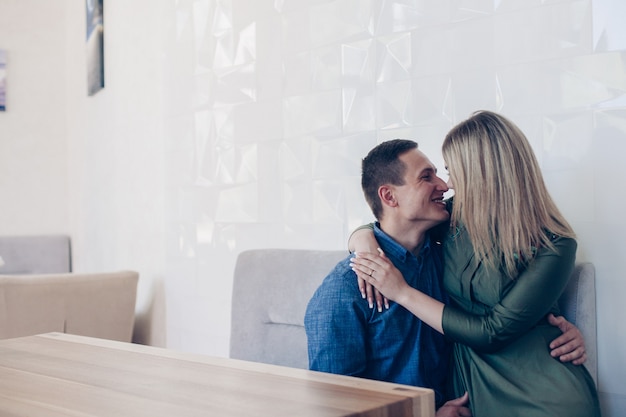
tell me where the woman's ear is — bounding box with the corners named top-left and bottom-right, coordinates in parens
top-left (378, 185), bottom-right (397, 208)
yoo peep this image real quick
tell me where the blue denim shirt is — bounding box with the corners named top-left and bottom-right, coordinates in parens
top-left (305, 224), bottom-right (451, 406)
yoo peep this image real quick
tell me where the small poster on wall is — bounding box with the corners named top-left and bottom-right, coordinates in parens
top-left (86, 0), bottom-right (104, 96)
top-left (0, 49), bottom-right (6, 111)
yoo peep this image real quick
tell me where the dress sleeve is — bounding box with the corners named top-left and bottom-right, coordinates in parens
top-left (347, 223), bottom-right (376, 253)
top-left (441, 236), bottom-right (577, 352)
top-left (304, 271), bottom-right (371, 375)
top-left (354, 223), bottom-right (375, 232)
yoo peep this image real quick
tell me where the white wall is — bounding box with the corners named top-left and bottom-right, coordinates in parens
top-left (0, 0), bottom-right (69, 235)
top-left (1, 0), bottom-right (625, 415)
top-left (63, 0), bottom-right (169, 347)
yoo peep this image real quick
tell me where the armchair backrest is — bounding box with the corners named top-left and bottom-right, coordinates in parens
top-left (0, 270), bottom-right (139, 342)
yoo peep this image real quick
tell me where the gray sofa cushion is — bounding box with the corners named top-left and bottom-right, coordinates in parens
top-left (230, 249), bottom-right (346, 369)
top-left (558, 262), bottom-right (598, 386)
top-left (0, 235), bottom-right (71, 274)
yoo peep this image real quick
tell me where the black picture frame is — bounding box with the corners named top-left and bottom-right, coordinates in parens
top-left (86, 0), bottom-right (104, 96)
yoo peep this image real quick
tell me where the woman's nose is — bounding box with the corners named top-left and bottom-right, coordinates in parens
top-left (446, 178), bottom-right (454, 190)
top-left (437, 176), bottom-right (449, 191)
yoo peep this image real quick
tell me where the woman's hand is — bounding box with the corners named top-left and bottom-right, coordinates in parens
top-left (349, 228), bottom-right (389, 311)
top-left (351, 249), bottom-right (410, 303)
top-left (357, 274), bottom-right (389, 312)
top-left (353, 248), bottom-right (446, 334)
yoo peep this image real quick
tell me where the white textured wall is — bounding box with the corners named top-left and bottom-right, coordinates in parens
top-left (1, 0), bottom-right (625, 415)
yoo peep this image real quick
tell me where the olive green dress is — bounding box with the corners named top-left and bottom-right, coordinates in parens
top-left (441, 225), bottom-right (601, 417)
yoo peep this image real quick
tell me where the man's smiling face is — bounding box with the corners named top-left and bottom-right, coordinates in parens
top-left (393, 148), bottom-right (450, 229)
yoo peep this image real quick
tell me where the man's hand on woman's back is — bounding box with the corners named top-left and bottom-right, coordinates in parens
top-left (548, 313), bottom-right (587, 365)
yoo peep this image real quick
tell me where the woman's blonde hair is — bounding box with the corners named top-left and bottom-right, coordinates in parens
top-left (442, 110), bottom-right (575, 277)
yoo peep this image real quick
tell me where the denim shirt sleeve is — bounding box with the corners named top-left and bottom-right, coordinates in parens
top-left (304, 261), bottom-right (371, 376)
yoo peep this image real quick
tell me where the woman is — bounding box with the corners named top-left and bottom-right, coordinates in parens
top-left (350, 111), bottom-right (600, 416)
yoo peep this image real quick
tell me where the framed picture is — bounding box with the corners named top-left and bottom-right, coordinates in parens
top-left (0, 49), bottom-right (6, 111)
top-left (86, 0), bottom-right (104, 96)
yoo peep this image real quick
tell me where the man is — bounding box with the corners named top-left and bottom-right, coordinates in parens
top-left (305, 139), bottom-right (585, 417)
top-left (306, 139), bottom-right (466, 415)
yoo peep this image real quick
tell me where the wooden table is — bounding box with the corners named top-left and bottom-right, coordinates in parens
top-left (0, 333), bottom-right (435, 417)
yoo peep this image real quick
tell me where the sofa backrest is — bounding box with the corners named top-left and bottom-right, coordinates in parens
top-left (230, 249), bottom-right (346, 369)
top-left (0, 235), bottom-right (71, 274)
top-left (230, 249), bottom-right (598, 387)
top-left (558, 262), bottom-right (598, 386)
top-left (0, 270), bottom-right (139, 342)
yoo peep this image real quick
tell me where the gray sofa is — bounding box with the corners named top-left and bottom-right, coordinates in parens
top-left (230, 249), bottom-right (598, 386)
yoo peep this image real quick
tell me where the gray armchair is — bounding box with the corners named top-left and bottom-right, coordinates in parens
top-left (0, 236), bottom-right (139, 343)
top-left (230, 249), bottom-right (598, 387)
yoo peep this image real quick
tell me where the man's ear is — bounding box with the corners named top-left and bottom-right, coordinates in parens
top-left (378, 185), bottom-right (397, 208)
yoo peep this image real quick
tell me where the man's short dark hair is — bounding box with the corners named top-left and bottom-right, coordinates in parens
top-left (361, 139), bottom-right (418, 220)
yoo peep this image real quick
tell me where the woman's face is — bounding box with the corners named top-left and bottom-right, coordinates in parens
top-left (444, 161), bottom-right (454, 190)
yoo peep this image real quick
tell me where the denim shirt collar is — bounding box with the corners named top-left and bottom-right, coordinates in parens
top-left (372, 222), bottom-right (432, 263)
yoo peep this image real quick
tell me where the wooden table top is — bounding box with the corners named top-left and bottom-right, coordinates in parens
top-left (0, 333), bottom-right (435, 417)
